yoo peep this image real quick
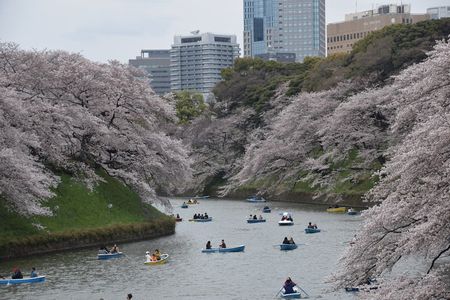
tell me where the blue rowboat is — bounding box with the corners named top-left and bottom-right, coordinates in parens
top-left (280, 291), bottom-right (302, 299)
top-left (263, 207), bottom-right (271, 213)
top-left (201, 245), bottom-right (245, 253)
top-left (0, 276), bottom-right (46, 285)
top-left (247, 219), bottom-right (266, 223)
top-left (347, 208), bottom-right (358, 215)
top-left (189, 217), bottom-right (212, 222)
top-left (279, 244), bottom-right (298, 251)
top-left (304, 228), bottom-right (321, 234)
top-left (181, 204), bottom-right (188, 208)
top-left (246, 196), bottom-right (266, 202)
top-left (98, 252), bottom-right (124, 260)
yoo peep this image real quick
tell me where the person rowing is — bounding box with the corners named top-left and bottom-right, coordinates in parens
top-left (110, 244), bottom-right (119, 253)
top-left (283, 277), bottom-right (297, 294)
top-left (282, 237), bottom-right (290, 244)
top-left (219, 239), bottom-right (226, 248)
top-left (153, 249), bottom-right (161, 260)
top-left (206, 241), bottom-right (212, 249)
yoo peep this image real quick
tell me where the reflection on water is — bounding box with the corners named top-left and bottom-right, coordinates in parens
top-left (0, 198), bottom-right (361, 299)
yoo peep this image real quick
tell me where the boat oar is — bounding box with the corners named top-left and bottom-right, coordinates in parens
top-left (296, 285), bottom-right (310, 298)
top-left (275, 286), bottom-right (283, 298)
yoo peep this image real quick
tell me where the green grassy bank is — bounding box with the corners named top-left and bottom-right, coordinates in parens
top-left (0, 170), bottom-right (175, 259)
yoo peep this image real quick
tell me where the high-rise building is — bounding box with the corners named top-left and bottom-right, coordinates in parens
top-left (427, 6), bottom-right (450, 20)
top-left (170, 32), bottom-right (240, 100)
top-left (327, 4), bottom-right (430, 55)
top-left (128, 50), bottom-right (171, 95)
top-left (243, 0), bottom-right (326, 62)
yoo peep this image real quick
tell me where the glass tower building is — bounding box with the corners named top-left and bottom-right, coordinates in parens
top-left (243, 0), bottom-right (325, 62)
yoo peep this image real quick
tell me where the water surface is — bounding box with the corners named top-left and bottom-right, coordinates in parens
top-left (0, 198), bottom-right (361, 299)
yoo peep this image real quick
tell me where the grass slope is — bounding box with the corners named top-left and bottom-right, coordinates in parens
top-left (0, 170), bottom-right (165, 245)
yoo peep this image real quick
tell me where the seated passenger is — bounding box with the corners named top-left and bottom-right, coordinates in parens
top-left (98, 246), bottom-right (110, 254)
top-left (153, 249), bottom-right (161, 260)
top-left (219, 239), bottom-right (227, 248)
top-left (176, 214), bottom-right (180, 219)
top-left (145, 251), bottom-right (151, 262)
top-left (282, 237), bottom-right (289, 244)
top-left (288, 237), bottom-right (295, 244)
top-left (204, 213), bottom-right (209, 219)
top-left (283, 277), bottom-right (297, 294)
top-left (308, 222), bottom-right (314, 229)
top-left (206, 241), bottom-right (212, 249)
top-left (259, 215), bottom-right (263, 220)
top-left (11, 268), bottom-right (23, 279)
top-left (253, 215), bottom-right (257, 220)
top-left (30, 267), bottom-right (38, 278)
top-left (110, 244), bottom-right (119, 254)
top-left (193, 213), bottom-right (198, 219)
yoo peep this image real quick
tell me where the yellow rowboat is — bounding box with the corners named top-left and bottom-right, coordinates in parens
top-left (144, 254), bottom-right (169, 265)
top-left (326, 207), bottom-right (347, 213)
top-left (187, 199), bottom-right (199, 204)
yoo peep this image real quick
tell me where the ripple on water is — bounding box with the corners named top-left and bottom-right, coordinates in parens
top-left (0, 199), bottom-right (361, 299)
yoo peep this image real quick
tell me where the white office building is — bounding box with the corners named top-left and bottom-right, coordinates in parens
top-left (427, 6), bottom-right (450, 19)
top-left (170, 32), bottom-right (240, 100)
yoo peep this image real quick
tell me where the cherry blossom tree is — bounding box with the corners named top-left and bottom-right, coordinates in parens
top-left (334, 39), bottom-right (450, 299)
top-left (0, 42), bottom-right (191, 215)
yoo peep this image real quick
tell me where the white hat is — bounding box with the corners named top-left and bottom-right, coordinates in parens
top-left (146, 251), bottom-right (149, 254)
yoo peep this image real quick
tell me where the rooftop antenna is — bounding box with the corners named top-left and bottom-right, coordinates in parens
top-left (190, 30), bottom-right (200, 35)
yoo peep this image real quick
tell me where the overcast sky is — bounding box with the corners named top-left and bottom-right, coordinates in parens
top-left (0, 0), bottom-right (448, 63)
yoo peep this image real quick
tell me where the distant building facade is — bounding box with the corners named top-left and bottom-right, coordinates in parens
top-left (327, 4), bottom-right (430, 55)
top-left (243, 0), bottom-right (325, 62)
top-left (128, 50), bottom-right (171, 95)
top-left (255, 52), bottom-right (296, 62)
top-left (427, 6), bottom-right (450, 20)
top-left (170, 32), bottom-right (240, 99)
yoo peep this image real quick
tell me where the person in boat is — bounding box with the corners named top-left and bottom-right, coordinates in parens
top-left (99, 245), bottom-right (110, 254)
top-left (206, 241), bottom-right (212, 249)
top-left (263, 206), bottom-right (269, 210)
top-left (281, 215), bottom-right (286, 221)
top-left (200, 214), bottom-right (205, 219)
top-left (11, 267), bottom-right (23, 279)
top-left (110, 244), bottom-right (119, 254)
top-left (145, 251), bottom-right (151, 262)
top-left (176, 213), bottom-right (181, 219)
top-left (153, 249), bottom-right (161, 260)
top-left (253, 214), bottom-right (257, 220)
top-left (288, 237), bottom-right (295, 245)
top-left (287, 215), bottom-right (293, 221)
top-left (204, 212), bottom-right (209, 219)
top-left (219, 240), bottom-right (227, 248)
top-left (249, 214), bottom-right (253, 219)
top-left (307, 222), bottom-right (316, 229)
top-left (283, 277), bottom-right (297, 294)
top-left (282, 237), bottom-right (290, 244)
top-left (30, 267), bottom-right (38, 278)
top-left (127, 293), bottom-right (133, 300)
top-left (182, 201), bottom-right (187, 206)
top-left (259, 215), bottom-right (263, 220)
top-left (193, 213), bottom-right (198, 219)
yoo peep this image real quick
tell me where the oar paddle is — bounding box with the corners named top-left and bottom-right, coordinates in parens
top-left (275, 286), bottom-right (283, 298)
top-left (296, 285), bottom-right (310, 298)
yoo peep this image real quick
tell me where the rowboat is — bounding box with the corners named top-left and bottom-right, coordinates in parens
top-left (304, 228), bottom-right (321, 234)
top-left (194, 195), bottom-right (209, 199)
top-left (278, 220), bottom-right (294, 226)
top-left (247, 219), bottom-right (266, 223)
top-left (97, 252), bottom-right (123, 260)
top-left (347, 208), bottom-right (358, 215)
top-left (326, 207), bottom-right (346, 213)
top-left (279, 286), bottom-right (303, 299)
top-left (263, 207), bottom-right (271, 213)
top-left (187, 199), bottom-right (199, 205)
top-left (176, 218), bottom-right (183, 222)
top-left (144, 253), bottom-right (169, 265)
top-left (0, 276), bottom-right (46, 285)
top-left (201, 245), bottom-right (245, 253)
top-left (280, 291), bottom-right (302, 299)
top-left (246, 196), bottom-right (266, 202)
top-left (279, 244), bottom-right (298, 251)
top-left (188, 217), bottom-right (212, 222)
top-left (181, 204), bottom-right (188, 208)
